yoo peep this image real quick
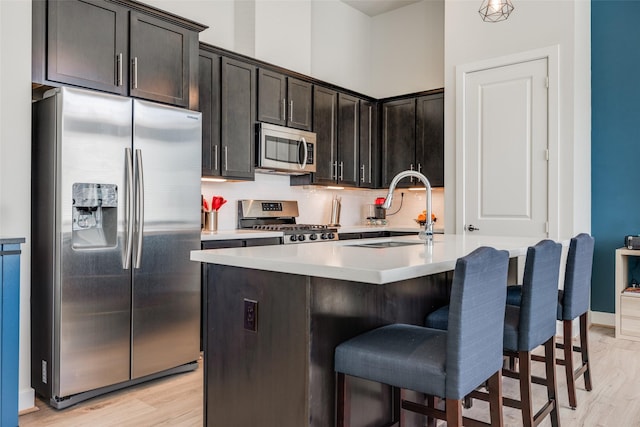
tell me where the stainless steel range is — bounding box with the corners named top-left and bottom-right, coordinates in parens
top-left (237, 200), bottom-right (339, 244)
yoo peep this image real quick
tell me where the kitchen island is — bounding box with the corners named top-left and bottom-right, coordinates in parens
top-left (191, 234), bottom-right (542, 427)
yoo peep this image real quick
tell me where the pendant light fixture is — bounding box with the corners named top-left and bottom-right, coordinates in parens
top-left (479, 0), bottom-right (514, 22)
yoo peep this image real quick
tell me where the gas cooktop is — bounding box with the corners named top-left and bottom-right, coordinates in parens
top-left (238, 200), bottom-right (338, 244)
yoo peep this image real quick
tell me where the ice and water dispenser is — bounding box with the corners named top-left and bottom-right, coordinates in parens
top-left (72, 183), bottom-right (118, 248)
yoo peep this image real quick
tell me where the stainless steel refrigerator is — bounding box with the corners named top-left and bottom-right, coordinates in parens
top-left (31, 86), bottom-right (201, 409)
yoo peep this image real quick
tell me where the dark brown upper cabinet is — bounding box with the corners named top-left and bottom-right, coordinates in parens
top-left (381, 91), bottom-right (444, 188)
top-left (358, 99), bottom-right (379, 188)
top-left (33, 0), bottom-right (206, 109)
top-left (199, 50), bottom-right (221, 177)
top-left (416, 93), bottom-right (444, 187)
top-left (257, 69), bottom-right (312, 131)
top-left (312, 86), bottom-right (338, 185)
top-left (311, 87), bottom-right (360, 187)
top-left (336, 93), bottom-right (359, 187)
top-left (220, 57), bottom-right (256, 180)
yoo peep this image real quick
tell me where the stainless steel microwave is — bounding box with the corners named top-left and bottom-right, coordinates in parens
top-left (256, 123), bottom-right (316, 174)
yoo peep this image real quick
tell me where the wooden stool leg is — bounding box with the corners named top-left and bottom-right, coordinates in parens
top-left (518, 350), bottom-right (534, 427)
top-left (445, 398), bottom-right (463, 427)
top-left (580, 312), bottom-right (593, 391)
top-left (487, 370), bottom-right (504, 427)
top-left (336, 373), bottom-right (350, 427)
top-left (425, 395), bottom-right (437, 427)
top-left (563, 319), bottom-right (578, 409)
top-left (544, 337), bottom-right (560, 427)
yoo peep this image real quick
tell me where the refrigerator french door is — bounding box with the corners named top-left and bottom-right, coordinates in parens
top-left (31, 87), bottom-right (201, 408)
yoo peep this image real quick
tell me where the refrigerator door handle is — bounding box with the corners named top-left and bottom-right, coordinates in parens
top-left (134, 148), bottom-right (144, 269)
top-left (124, 148), bottom-right (134, 269)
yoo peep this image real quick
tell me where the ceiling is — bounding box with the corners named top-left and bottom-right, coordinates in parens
top-left (340, 0), bottom-right (423, 17)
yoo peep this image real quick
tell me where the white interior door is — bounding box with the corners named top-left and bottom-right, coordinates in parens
top-left (461, 58), bottom-right (549, 237)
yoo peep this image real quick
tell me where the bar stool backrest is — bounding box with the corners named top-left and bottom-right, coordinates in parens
top-left (446, 246), bottom-right (509, 399)
top-left (561, 233), bottom-right (595, 321)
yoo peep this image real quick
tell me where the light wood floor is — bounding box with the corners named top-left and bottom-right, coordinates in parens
top-left (18, 326), bottom-right (640, 426)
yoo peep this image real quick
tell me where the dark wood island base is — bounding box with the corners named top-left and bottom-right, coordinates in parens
top-left (203, 264), bottom-right (453, 427)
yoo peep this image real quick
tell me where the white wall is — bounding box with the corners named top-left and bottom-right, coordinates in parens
top-left (0, 0), bottom-right (33, 412)
top-left (443, 0), bottom-right (590, 238)
top-left (370, 0), bottom-right (445, 98)
top-left (255, 0), bottom-right (312, 75)
top-left (310, 0), bottom-right (372, 95)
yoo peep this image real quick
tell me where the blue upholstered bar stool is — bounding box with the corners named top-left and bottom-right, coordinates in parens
top-left (426, 239), bottom-right (563, 427)
top-left (334, 246), bottom-right (509, 427)
top-left (507, 233), bottom-right (595, 409)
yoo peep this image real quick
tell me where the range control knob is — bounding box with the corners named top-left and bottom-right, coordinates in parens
top-left (327, 232), bottom-right (335, 240)
top-left (289, 235), bottom-right (297, 242)
top-left (320, 233), bottom-right (328, 240)
top-left (309, 233), bottom-right (318, 241)
top-left (297, 234), bottom-right (306, 242)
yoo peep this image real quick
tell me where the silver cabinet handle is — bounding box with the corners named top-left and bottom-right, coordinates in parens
top-left (282, 99), bottom-right (286, 121)
top-left (116, 53), bottom-right (123, 87)
top-left (332, 161), bottom-right (337, 180)
top-left (134, 149), bottom-right (144, 269)
top-left (214, 144), bottom-right (218, 172)
top-left (289, 100), bottom-right (293, 122)
top-left (339, 161), bottom-right (344, 181)
top-left (124, 148), bottom-right (134, 269)
top-left (417, 163), bottom-right (422, 173)
top-left (132, 57), bottom-right (138, 89)
top-left (224, 146), bottom-right (228, 171)
top-left (410, 164), bottom-right (414, 182)
top-left (465, 224), bottom-right (480, 232)
top-left (361, 164), bottom-right (365, 182)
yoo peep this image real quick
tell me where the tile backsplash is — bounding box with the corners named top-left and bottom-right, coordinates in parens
top-left (202, 172), bottom-right (444, 231)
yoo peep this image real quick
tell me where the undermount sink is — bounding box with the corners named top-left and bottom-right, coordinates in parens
top-left (347, 241), bottom-right (424, 249)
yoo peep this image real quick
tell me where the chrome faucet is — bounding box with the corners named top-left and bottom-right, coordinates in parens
top-left (382, 170), bottom-right (434, 244)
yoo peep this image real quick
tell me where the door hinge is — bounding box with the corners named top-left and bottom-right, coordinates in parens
top-left (545, 76), bottom-right (549, 88)
top-left (545, 149), bottom-right (549, 161)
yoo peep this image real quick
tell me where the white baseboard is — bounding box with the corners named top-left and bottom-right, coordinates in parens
top-left (19, 387), bottom-right (35, 413)
top-left (590, 310), bottom-right (614, 328)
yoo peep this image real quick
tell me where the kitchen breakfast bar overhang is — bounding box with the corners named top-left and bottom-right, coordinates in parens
top-left (191, 234), bottom-right (546, 427)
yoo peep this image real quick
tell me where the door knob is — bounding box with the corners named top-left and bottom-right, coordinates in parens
top-left (465, 224), bottom-right (480, 232)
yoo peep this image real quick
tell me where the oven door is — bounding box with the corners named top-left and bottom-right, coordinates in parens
top-left (257, 123), bottom-right (316, 173)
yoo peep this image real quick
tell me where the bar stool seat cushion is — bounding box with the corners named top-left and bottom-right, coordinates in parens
top-left (507, 285), bottom-right (565, 320)
top-left (335, 324), bottom-right (448, 397)
top-left (502, 304), bottom-right (521, 352)
top-left (424, 306), bottom-right (450, 330)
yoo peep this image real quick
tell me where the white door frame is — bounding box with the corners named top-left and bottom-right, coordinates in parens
top-left (455, 45), bottom-right (560, 239)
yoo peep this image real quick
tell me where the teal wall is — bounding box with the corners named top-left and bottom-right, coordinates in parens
top-left (591, 0), bottom-right (640, 313)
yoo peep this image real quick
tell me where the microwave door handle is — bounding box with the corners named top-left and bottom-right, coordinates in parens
top-left (299, 137), bottom-right (308, 169)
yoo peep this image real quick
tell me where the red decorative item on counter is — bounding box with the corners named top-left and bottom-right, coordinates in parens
top-left (202, 196), bottom-right (227, 212)
top-left (375, 197), bottom-right (386, 205)
top-left (211, 196), bottom-right (227, 212)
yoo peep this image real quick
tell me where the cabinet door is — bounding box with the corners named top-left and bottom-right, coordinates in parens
top-left (416, 93), bottom-right (444, 187)
top-left (287, 78), bottom-right (313, 131)
top-left (199, 50), bottom-right (221, 177)
top-left (257, 69), bottom-right (286, 126)
top-left (129, 11), bottom-right (192, 107)
top-left (358, 100), bottom-right (377, 188)
top-left (221, 57), bottom-right (256, 180)
top-left (382, 98), bottom-right (416, 187)
top-left (313, 86), bottom-right (338, 185)
top-left (47, 0), bottom-right (128, 95)
top-left (337, 93), bottom-right (359, 187)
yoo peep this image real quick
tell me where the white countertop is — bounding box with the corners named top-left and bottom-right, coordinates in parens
top-left (191, 234), bottom-right (543, 284)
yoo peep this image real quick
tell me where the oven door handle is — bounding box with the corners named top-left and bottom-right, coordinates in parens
top-left (299, 137), bottom-right (308, 170)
